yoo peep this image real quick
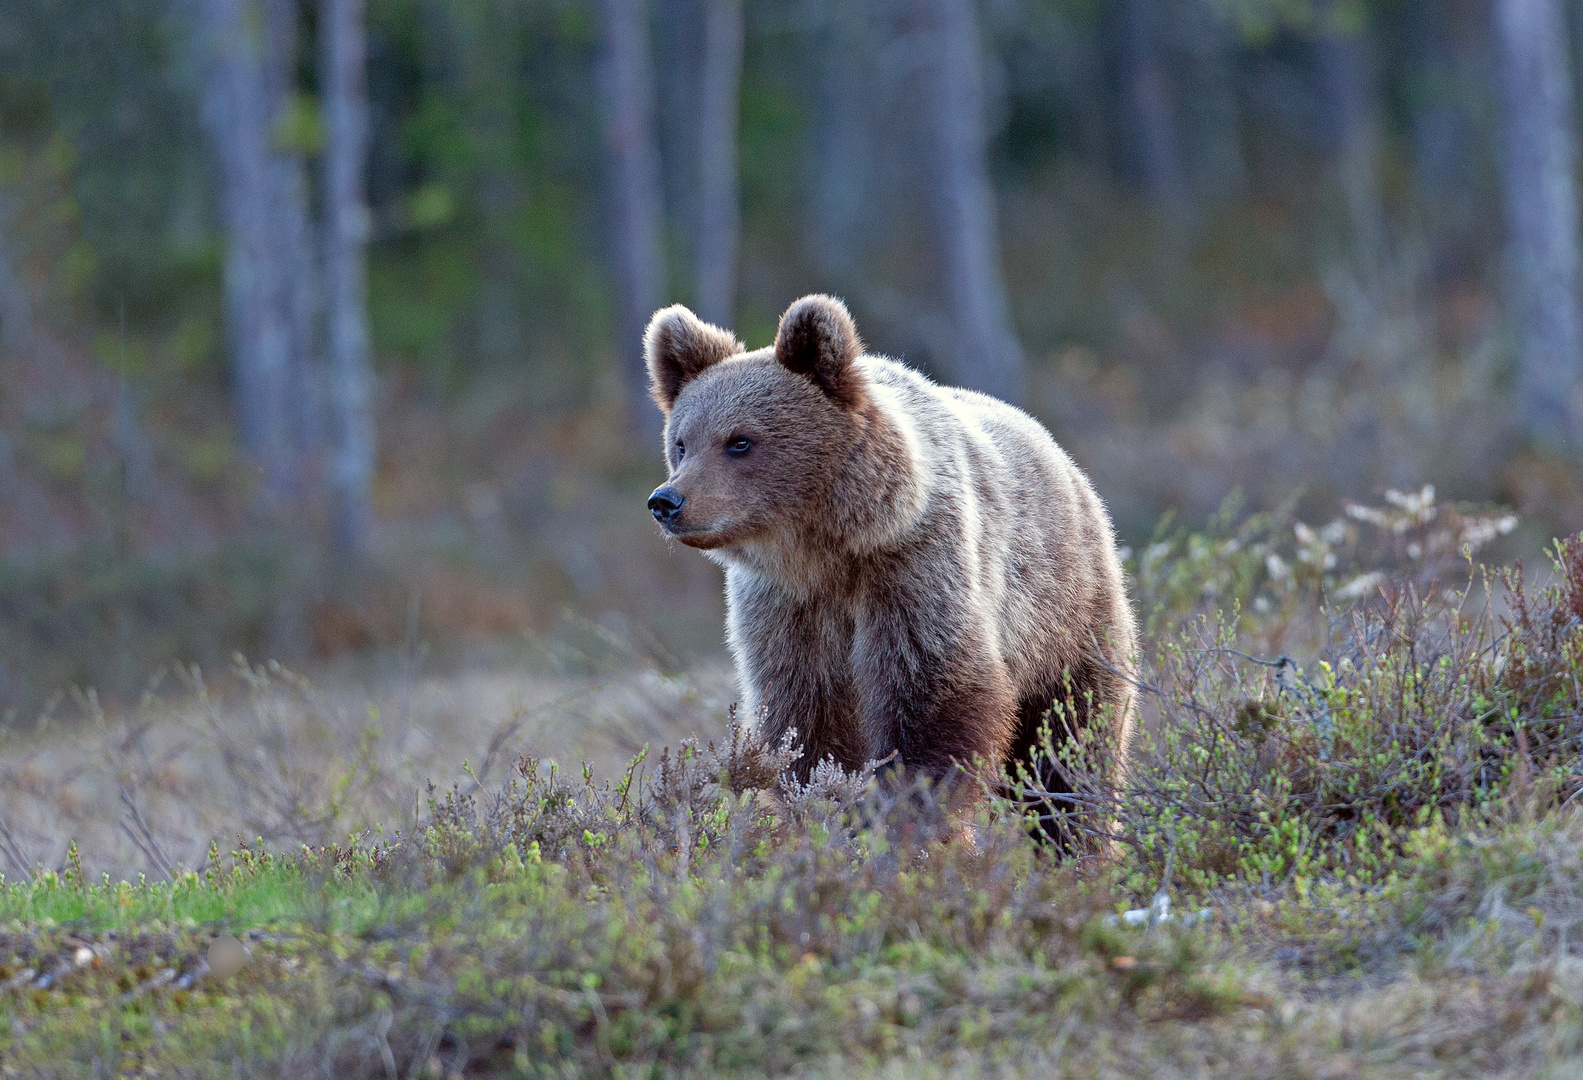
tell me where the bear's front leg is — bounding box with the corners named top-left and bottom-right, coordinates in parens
top-left (851, 597), bottom-right (1019, 797)
top-left (727, 570), bottom-right (870, 780)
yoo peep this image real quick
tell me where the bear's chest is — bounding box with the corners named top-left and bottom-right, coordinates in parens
top-left (725, 569), bottom-right (864, 677)
top-left (724, 575), bottom-right (874, 768)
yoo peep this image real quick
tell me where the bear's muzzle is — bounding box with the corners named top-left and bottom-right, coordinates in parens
top-left (648, 485), bottom-right (686, 526)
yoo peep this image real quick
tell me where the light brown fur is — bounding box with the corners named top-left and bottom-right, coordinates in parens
top-left (645, 295), bottom-right (1136, 826)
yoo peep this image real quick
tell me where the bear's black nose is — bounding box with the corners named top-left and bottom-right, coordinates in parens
top-left (648, 486), bottom-right (685, 524)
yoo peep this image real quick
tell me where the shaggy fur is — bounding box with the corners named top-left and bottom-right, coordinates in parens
top-left (644, 295), bottom-right (1136, 817)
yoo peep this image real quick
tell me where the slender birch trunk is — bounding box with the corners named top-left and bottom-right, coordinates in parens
top-left (1493, 0), bottom-right (1583, 446)
top-left (807, 5), bottom-right (871, 282)
top-left (194, 0), bottom-right (299, 507)
top-left (0, 190), bottom-right (28, 506)
top-left (1116, 0), bottom-right (1186, 212)
top-left (911, 0), bottom-right (1025, 404)
top-left (694, 0), bottom-right (742, 329)
top-left (321, 0), bottom-right (377, 555)
top-left (1178, 0), bottom-right (1244, 200)
top-left (113, 377), bottom-right (158, 504)
top-left (263, 0), bottom-right (323, 467)
top-left (1315, 0), bottom-right (1386, 258)
top-left (597, 0), bottom-right (667, 446)
top-left (0, 427), bottom-right (13, 506)
top-left (0, 195), bottom-right (32, 358)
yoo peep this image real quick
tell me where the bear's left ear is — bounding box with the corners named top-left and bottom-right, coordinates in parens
top-left (773, 294), bottom-right (865, 409)
top-left (645, 305), bottom-right (745, 414)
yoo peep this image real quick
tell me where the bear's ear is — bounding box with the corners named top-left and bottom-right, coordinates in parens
top-left (645, 305), bottom-right (745, 414)
top-left (773, 294), bottom-right (865, 409)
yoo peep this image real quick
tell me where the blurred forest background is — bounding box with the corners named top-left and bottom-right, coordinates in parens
top-left (3, 0), bottom-right (1583, 712)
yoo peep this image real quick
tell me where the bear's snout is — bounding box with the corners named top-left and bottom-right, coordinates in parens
top-left (648, 485), bottom-right (686, 526)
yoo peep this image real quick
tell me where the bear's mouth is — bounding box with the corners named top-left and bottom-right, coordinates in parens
top-left (661, 520), bottom-right (738, 549)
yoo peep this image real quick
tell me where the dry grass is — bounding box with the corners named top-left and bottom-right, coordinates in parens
top-left (0, 642), bottom-right (733, 884)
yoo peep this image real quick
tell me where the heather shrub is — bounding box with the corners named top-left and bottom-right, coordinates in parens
top-left (1033, 491), bottom-right (1576, 903)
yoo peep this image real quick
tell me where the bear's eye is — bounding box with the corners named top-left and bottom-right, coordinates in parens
top-left (725, 437), bottom-right (752, 456)
top-left (675, 440), bottom-right (685, 460)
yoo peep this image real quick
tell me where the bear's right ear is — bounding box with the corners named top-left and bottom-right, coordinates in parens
top-left (645, 305), bottom-right (744, 414)
top-left (773, 294), bottom-right (865, 409)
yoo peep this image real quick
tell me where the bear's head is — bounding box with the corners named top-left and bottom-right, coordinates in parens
top-left (644, 294), bottom-right (909, 555)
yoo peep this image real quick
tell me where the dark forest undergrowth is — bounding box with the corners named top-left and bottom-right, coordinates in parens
top-left (6, 492), bottom-right (1583, 1077)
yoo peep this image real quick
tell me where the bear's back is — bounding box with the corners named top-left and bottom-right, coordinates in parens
top-left (861, 353), bottom-right (1129, 692)
top-left (860, 354), bottom-right (1085, 515)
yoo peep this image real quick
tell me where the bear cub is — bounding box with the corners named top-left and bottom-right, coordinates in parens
top-left (644, 294), bottom-right (1136, 823)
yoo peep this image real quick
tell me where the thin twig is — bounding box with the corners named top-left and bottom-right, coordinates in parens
top-left (120, 784), bottom-right (176, 881)
top-left (0, 816), bottom-right (34, 881)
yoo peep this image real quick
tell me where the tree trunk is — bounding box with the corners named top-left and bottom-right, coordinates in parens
top-left (194, 0), bottom-right (299, 508)
top-left (1405, 0), bottom-right (1483, 263)
top-left (806, 4), bottom-right (873, 282)
top-left (694, 0), bottom-right (742, 329)
top-left (1406, 2), bottom-right (1462, 207)
top-left (1314, 0), bottom-right (1386, 259)
top-left (911, 0), bottom-right (1025, 404)
top-left (0, 193), bottom-right (32, 357)
top-left (1176, 0), bottom-right (1244, 201)
top-left (1115, 0), bottom-right (1186, 212)
top-left (263, 0), bottom-right (323, 468)
top-left (0, 190), bottom-right (26, 506)
top-left (597, 0), bottom-right (667, 446)
top-left (1493, 0), bottom-right (1583, 446)
top-left (113, 376), bottom-right (158, 504)
top-left (435, 2), bottom-right (530, 372)
top-left (321, 0), bottom-right (377, 556)
top-left (0, 427), bottom-right (14, 506)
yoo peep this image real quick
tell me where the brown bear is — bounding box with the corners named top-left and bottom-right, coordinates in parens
top-left (643, 294), bottom-right (1136, 828)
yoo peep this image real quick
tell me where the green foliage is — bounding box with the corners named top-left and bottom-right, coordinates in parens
top-left (1129, 493), bottom-right (1300, 634)
top-left (1132, 487), bottom-right (1519, 631)
top-left (0, 845), bottom-right (374, 931)
top-left (362, 0), bottom-right (613, 391)
top-left (1054, 504), bottom-right (1574, 904)
top-left (0, 0), bottom-right (216, 336)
